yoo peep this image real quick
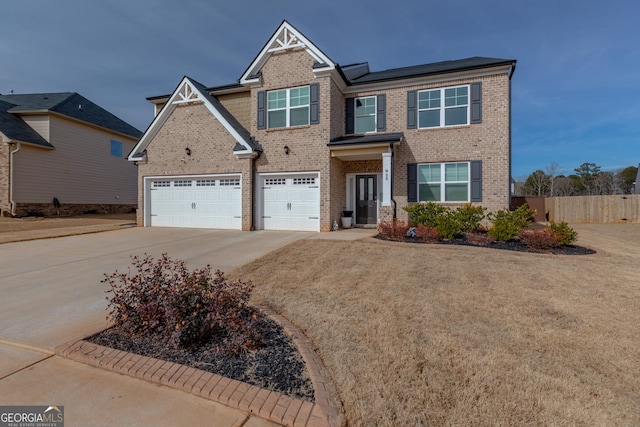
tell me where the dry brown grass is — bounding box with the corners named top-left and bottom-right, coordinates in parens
top-left (233, 225), bottom-right (640, 426)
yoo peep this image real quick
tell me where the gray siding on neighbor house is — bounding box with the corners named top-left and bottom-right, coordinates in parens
top-left (13, 115), bottom-right (138, 205)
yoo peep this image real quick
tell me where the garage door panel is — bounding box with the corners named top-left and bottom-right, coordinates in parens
top-left (260, 174), bottom-right (319, 231)
top-left (149, 176), bottom-right (242, 230)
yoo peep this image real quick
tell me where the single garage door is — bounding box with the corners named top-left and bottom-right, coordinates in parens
top-left (149, 176), bottom-right (242, 229)
top-left (261, 173), bottom-right (320, 231)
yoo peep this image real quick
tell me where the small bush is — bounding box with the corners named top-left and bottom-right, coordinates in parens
top-left (403, 202), bottom-right (448, 227)
top-left (377, 220), bottom-right (410, 241)
top-left (102, 254), bottom-right (264, 354)
top-left (415, 224), bottom-right (440, 242)
top-left (488, 204), bottom-right (536, 242)
top-left (547, 221), bottom-right (578, 246)
top-left (519, 228), bottom-right (559, 251)
top-left (454, 204), bottom-right (487, 233)
top-left (435, 212), bottom-right (463, 240)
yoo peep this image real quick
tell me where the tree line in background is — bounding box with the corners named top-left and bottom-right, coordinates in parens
top-left (514, 162), bottom-right (638, 197)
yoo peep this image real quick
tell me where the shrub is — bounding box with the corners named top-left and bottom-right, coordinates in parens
top-left (519, 228), bottom-right (559, 251)
top-left (102, 254), bottom-right (264, 354)
top-left (488, 204), bottom-right (537, 242)
top-left (415, 224), bottom-right (440, 242)
top-left (435, 212), bottom-right (463, 240)
top-left (454, 204), bottom-right (487, 233)
top-left (403, 202), bottom-right (448, 227)
top-left (547, 221), bottom-right (578, 246)
top-left (377, 220), bottom-right (410, 241)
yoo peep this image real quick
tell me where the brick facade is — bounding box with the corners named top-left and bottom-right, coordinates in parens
top-left (0, 145), bottom-right (10, 216)
top-left (134, 22), bottom-right (514, 232)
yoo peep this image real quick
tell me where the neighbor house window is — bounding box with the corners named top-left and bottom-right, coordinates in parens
top-left (418, 162), bottom-right (469, 202)
top-left (418, 85), bottom-right (469, 128)
top-left (267, 86), bottom-right (310, 128)
top-left (355, 96), bottom-right (376, 133)
top-left (110, 140), bottom-right (123, 157)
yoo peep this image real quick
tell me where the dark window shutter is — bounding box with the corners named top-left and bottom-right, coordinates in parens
top-left (257, 90), bottom-right (266, 130)
top-left (345, 98), bottom-right (355, 134)
top-left (470, 82), bottom-right (482, 124)
top-left (407, 163), bottom-right (418, 202)
top-left (407, 91), bottom-right (417, 129)
top-left (376, 94), bottom-right (386, 131)
top-left (309, 83), bottom-right (320, 125)
top-left (470, 160), bottom-right (482, 202)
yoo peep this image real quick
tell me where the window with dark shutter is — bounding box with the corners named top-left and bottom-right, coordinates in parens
top-left (257, 91), bottom-right (266, 130)
top-left (470, 160), bottom-right (483, 201)
top-left (407, 163), bottom-right (418, 202)
top-left (345, 98), bottom-right (355, 134)
top-left (407, 91), bottom-right (417, 129)
top-left (470, 82), bottom-right (482, 124)
top-left (376, 94), bottom-right (386, 131)
top-left (310, 83), bottom-right (320, 125)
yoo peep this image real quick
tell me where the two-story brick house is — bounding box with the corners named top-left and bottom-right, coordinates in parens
top-left (129, 20), bottom-right (516, 232)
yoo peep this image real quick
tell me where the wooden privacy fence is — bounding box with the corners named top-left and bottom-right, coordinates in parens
top-left (547, 195), bottom-right (640, 223)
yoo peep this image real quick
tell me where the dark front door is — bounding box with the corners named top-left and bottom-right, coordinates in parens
top-left (356, 175), bottom-right (377, 224)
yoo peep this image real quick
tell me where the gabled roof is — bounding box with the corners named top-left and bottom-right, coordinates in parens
top-left (345, 57), bottom-right (516, 85)
top-left (0, 100), bottom-right (54, 148)
top-left (240, 20), bottom-right (335, 85)
top-left (0, 92), bottom-right (142, 139)
top-left (129, 76), bottom-right (261, 161)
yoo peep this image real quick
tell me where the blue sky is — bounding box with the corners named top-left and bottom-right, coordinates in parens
top-left (2, 0), bottom-right (639, 178)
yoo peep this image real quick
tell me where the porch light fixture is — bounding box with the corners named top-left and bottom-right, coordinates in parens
top-left (185, 147), bottom-right (191, 156)
top-left (284, 145), bottom-right (290, 155)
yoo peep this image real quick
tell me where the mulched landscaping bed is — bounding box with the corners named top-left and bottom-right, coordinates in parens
top-left (87, 317), bottom-right (315, 402)
top-left (376, 233), bottom-right (596, 255)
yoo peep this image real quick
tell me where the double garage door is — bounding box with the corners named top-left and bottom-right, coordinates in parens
top-left (148, 173), bottom-right (320, 231)
top-left (149, 176), bottom-right (242, 229)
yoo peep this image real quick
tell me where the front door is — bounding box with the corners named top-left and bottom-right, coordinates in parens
top-left (356, 175), bottom-right (377, 224)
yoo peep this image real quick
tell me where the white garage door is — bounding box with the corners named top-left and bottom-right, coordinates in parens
top-left (261, 173), bottom-right (320, 231)
top-left (149, 176), bottom-right (242, 229)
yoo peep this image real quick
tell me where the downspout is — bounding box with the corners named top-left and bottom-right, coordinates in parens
top-left (390, 142), bottom-right (397, 220)
top-left (9, 142), bottom-right (21, 216)
top-left (508, 63), bottom-right (516, 209)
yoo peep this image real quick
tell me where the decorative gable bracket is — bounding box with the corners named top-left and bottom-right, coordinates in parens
top-left (240, 20), bottom-right (335, 85)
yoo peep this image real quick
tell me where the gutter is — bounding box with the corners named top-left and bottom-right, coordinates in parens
top-left (390, 143), bottom-right (397, 220)
top-left (9, 142), bottom-right (20, 216)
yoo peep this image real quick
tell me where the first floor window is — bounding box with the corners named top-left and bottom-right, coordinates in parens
top-left (267, 86), bottom-right (309, 128)
top-left (418, 162), bottom-right (469, 202)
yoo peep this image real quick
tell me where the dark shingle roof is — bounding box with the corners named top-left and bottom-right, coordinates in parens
top-left (0, 92), bottom-right (142, 139)
top-left (345, 57), bottom-right (516, 85)
top-left (329, 132), bottom-right (404, 146)
top-left (0, 99), bottom-right (54, 148)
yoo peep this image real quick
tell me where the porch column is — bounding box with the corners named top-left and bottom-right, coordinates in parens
top-left (382, 152), bottom-right (392, 206)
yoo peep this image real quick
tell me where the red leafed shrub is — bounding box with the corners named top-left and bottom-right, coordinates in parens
top-left (464, 232), bottom-right (495, 246)
top-left (518, 228), bottom-right (560, 251)
top-left (415, 224), bottom-right (440, 243)
top-left (102, 254), bottom-right (264, 354)
top-left (377, 220), bottom-right (410, 241)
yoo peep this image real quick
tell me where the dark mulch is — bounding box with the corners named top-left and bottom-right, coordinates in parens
top-left (87, 317), bottom-right (315, 402)
top-left (376, 233), bottom-right (596, 255)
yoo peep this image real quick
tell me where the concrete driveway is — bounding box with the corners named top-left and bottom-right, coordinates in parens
top-left (0, 227), bottom-right (312, 426)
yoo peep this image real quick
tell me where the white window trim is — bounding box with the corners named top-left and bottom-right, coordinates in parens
top-left (417, 85), bottom-right (470, 129)
top-left (355, 96), bottom-right (377, 134)
top-left (418, 162), bottom-right (471, 203)
top-left (267, 85), bottom-right (310, 129)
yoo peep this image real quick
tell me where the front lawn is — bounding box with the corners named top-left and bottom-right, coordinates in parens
top-left (234, 227), bottom-right (640, 426)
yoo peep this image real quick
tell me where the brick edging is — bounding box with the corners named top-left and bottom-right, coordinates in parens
top-left (55, 310), bottom-right (343, 427)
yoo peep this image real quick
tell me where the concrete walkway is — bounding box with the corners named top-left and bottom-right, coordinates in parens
top-left (0, 227), bottom-right (373, 426)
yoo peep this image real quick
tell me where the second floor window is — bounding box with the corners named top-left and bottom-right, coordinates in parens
top-left (267, 86), bottom-right (309, 128)
top-left (418, 85), bottom-right (469, 128)
top-left (355, 96), bottom-right (376, 133)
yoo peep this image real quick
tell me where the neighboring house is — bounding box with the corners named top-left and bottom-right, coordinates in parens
top-left (129, 20), bottom-right (516, 231)
top-left (635, 163), bottom-right (640, 194)
top-left (0, 92), bottom-right (142, 217)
